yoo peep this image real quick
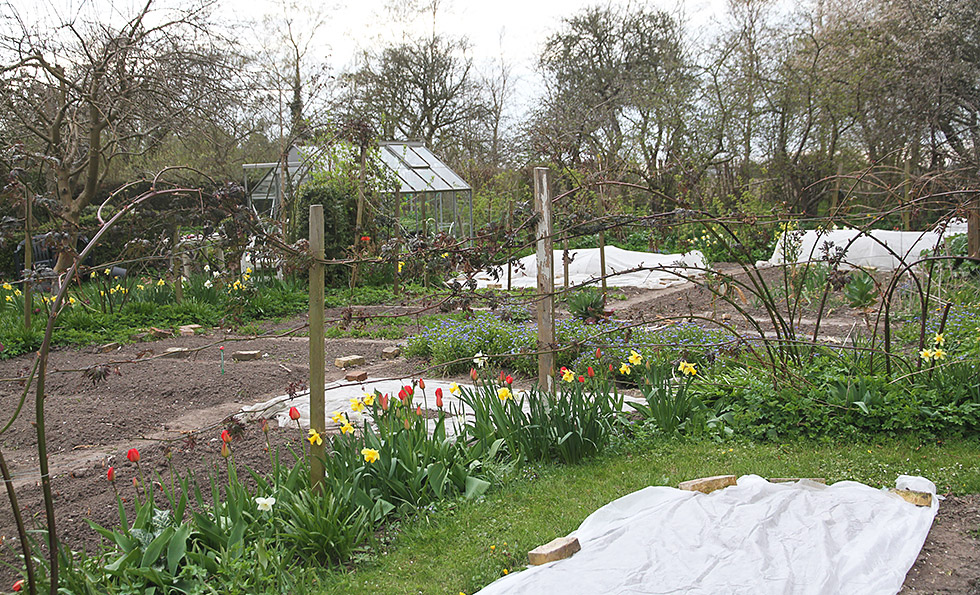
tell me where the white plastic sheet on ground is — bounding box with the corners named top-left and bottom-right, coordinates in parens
top-left (241, 378), bottom-right (649, 438)
top-left (466, 247), bottom-right (705, 289)
top-left (477, 475), bottom-right (938, 595)
top-left (761, 219), bottom-right (968, 271)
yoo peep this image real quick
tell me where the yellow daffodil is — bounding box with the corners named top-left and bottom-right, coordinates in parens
top-left (398, 261), bottom-right (405, 273)
top-left (362, 393), bottom-right (375, 407)
top-left (307, 429), bottom-right (323, 446)
top-left (561, 368), bottom-right (575, 382)
top-left (246, 267), bottom-right (252, 274)
top-left (497, 387), bottom-right (513, 401)
top-left (4, 295), bottom-right (11, 302)
top-left (331, 411), bottom-right (346, 423)
top-left (136, 284), bottom-right (144, 290)
top-left (156, 279), bottom-right (166, 287)
top-left (450, 382), bottom-right (460, 395)
top-left (441, 252), bottom-right (449, 258)
top-left (628, 350), bottom-right (643, 365)
top-left (361, 448), bottom-right (379, 463)
top-left (340, 423), bottom-right (354, 434)
top-left (920, 349), bottom-right (934, 361)
top-left (350, 398), bottom-right (365, 412)
top-left (619, 363), bottom-right (631, 375)
top-left (933, 348), bottom-right (946, 360)
top-left (678, 361), bottom-right (698, 376)
top-left (1, 283), bottom-right (10, 291)
top-left (103, 268), bottom-right (111, 275)
top-left (13, 289), bottom-right (20, 296)
top-left (68, 296), bottom-right (76, 305)
top-left (934, 333), bottom-right (945, 346)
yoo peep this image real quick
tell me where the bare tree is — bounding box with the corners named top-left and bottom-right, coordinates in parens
top-left (0, 0), bottom-right (238, 271)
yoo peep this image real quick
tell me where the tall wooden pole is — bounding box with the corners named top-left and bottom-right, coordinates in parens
top-left (968, 199), bottom-right (980, 259)
top-left (309, 205), bottom-right (326, 491)
top-left (597, 182), bottom-right (608, 301)
top-left (172, 227), bottom-right (183, 304)
top-left (534, 168), bottom-right (555, 392)
top-left (393, 190), bottom-right (401, 294)
top-left (23, 187), bottom-right (32, 330)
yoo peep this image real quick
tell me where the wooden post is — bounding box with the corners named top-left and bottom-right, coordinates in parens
top-left (309, 205), bottom-right (326, 491)
top-left (968, 198), bottom-right (980, 259)
top-left (534, 167), bottom-right (555, 392)
top-left (562, 240), bottom-right (569, 290)
top-left (351, 144), bottom-right (368, 291)
top-left (172, 227), bottom-right (183, 304)
top-left (393, 190), bottom-right (401, 294)
top-left (902, 159), bottom-right (911, 231)
top-left (23, 187), bottom-right (32, 330)
top-left (507, 201), bottom-right (513, 291)
top-left (597, 182), bottom-right (608, 301)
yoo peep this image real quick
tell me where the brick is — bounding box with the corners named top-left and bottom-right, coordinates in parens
top-left (335, 355), bottom-right (365, 368)
top-left (345, 370), bottom-right (368, 382)
top-left (678, 475), bottom-right (737, 494)
top-left (163, 347), bottom-right (190, 359)
top-left (232, 350), bottom-right (262, 361)
top-left (769, 478), bottom-right (827, 484)
top-left (98, 342), bottom-right (120, 353)
top-left (528, 536), bottom-right (580, 566)
top-left (381, 346), bottom-right (401, 360)
top-left (890, 488), bottom-right (933, 507)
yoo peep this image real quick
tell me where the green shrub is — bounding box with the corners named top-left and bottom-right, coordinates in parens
top-left (566, 287), bottom-right (606, 322)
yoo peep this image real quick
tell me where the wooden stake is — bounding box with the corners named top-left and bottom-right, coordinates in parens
top-left (534, 168), bottom-right (555, 391)
top-left (309, 205), bottom-right (326, 491)
top-left (393, 190), bottom-right (401, 294)
top-left (23, 187), bottom-right (32, 330)
top-left (968, 200), bottom-right (980, 259)
top-left (172, 227), bottom-right (183, 304)
top-left (597, 182), bottom-right (608, 301)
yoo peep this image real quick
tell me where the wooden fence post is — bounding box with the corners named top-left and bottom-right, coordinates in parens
top-left (172, 227), bottom-right (183, 304)
top-left (23, 187), bottom-right (32, 330)
top-left (393, 190), bottom-right (401, 294)
top-left (597, 182), bottom-right (608, 301)
top-left (309, 205), bottom-right (326, 491)
top-left (968, 200), bottom-right (980, 259)
top-left (534, 167), bottom-right (555, 392)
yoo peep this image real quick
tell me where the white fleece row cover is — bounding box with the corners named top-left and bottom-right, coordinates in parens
top-left (466, 246), bottom-right (706, 289)
top-left (477, 475), bottom-right (938, 595)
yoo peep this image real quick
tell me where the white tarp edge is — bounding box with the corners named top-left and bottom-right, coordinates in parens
top-left (477, 475), bottom-right (938, 595)
top-left (464, 246), bottom-right (705, 289)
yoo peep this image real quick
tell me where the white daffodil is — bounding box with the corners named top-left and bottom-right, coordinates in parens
top-left (255, 496), bottom-right (276, 511)
top-left (204, 279), bottom-right (213, 288)
top-left (473, 352), bottom-right (488, 368)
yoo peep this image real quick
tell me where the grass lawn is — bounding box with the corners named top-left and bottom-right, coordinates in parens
top-left (312, 436), bottom-right (980, 595)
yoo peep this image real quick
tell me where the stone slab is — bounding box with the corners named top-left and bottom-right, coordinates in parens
top-left (345, 370), bottom-right (368, 382)
top-left (98, 342), bottom-right (120, 353)
top-left (381, 346), bottom-right (401, 360)
top-left (335, 355), bottom-right (365, 368)
top-left (528, 536), bottom-right (581, 566)
top-left (769, 478), bottom-right (827, 484)
top-left (678, 475), bottom-right (737, 494)
top-left (232, 350), bottom-right (262, 361)
top-left (163, 347), bottom-right (190, 359)
top-left (890, 488), bottom-right (933, 507)
top-left (150, 327), bottom-right (172, 338)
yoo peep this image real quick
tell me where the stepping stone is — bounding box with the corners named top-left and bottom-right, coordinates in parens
top-left (890, 488), bottom-right (932, 507)
top-left (179, 324), bottom-right (202, 336)
top-left (335, 355), bottom-right (365, 368)
top-left (232, 350), bottom-right (262, 361)
top-left (345, 370), bottom-right (368, 382)
top-left (98, 342), bottom-right (120, 353)
top-left (528, 536), bottom-right (580, 565)
top-left (163, 347), bottom-right (190, 359)
top-left (130, 332), bottom-right (149, 341)
top-left (678, 475), bottom-right (737, 494)
top-left (150, 327), bottom-right (172, 338)
top-left (769, 477), bottom-right (826, 484)
top-left (381, 346), bottom-right (401, 360)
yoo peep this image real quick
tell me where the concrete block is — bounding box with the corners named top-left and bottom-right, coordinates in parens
top-left (163, 347), bottom-right (190, 359)
top-left (528, 536), bottom-right (581, 566)
top-left (232, 350), bottom-right (262, 361)
top-left (678, 475), bottom-right (737, 494)
top-left (98, 342), bottom-right (120, 353)
top-left (890, 488), bottom-right (933, 507)
top-left (769, 478), bottom-right (827, 484)
top-left (346, 370), bottom-right (368, 382)
top-left (335, 355), bottom-right (365, 368)
top-left (381, 346), bottom-right (401, 360)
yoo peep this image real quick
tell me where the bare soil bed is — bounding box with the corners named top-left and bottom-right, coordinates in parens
top-left (0, 279), bottom-right (976, 591)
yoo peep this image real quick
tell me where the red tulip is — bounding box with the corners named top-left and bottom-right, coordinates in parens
top-left (499, 370), bottom-right (506, 383)
top-left (107, 467), bottom-right (115, 482)
top-left (505, 375), bottom-right (514, 384)
top-left (360, 235), bottom-right (371, 242)
top-left (127, 448), bottom-right (140, 463)
top-left (435, 388), bottom-right (444, 408)
top-left (379, 393), bottom-right (389, 410)
top-left (595, 348), bottom-right (602, 359)
top-left (398, 388), bottom-right (408, 403)
top-left (221, 430), bottom-right (232, 444)
top-left (260, 418), bottom-right (269, 433)
top-left (470, 368), bottom-right (478, 381)
top-left (12, 579), bottom-right (23, 591)
top-left (418, 378), bottom-right (425, 390)
top-left (289, 407), bottom-right (300, 421)
top-left (609, 364), bottom-right (614, 372)
top-left (578, 375), bottom-right (585, 383)
top-left (219, 346), bottom-right (224, 351)
top-left (587, 366), bottom-right (595, 378)
top-left (416, 406), bottom-right (422, 416)
top-left (220, 443), bottom-right (231, 458)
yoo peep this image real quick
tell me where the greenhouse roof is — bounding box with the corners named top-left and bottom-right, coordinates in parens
top-left (378, 141), bottom-right (470, 194)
